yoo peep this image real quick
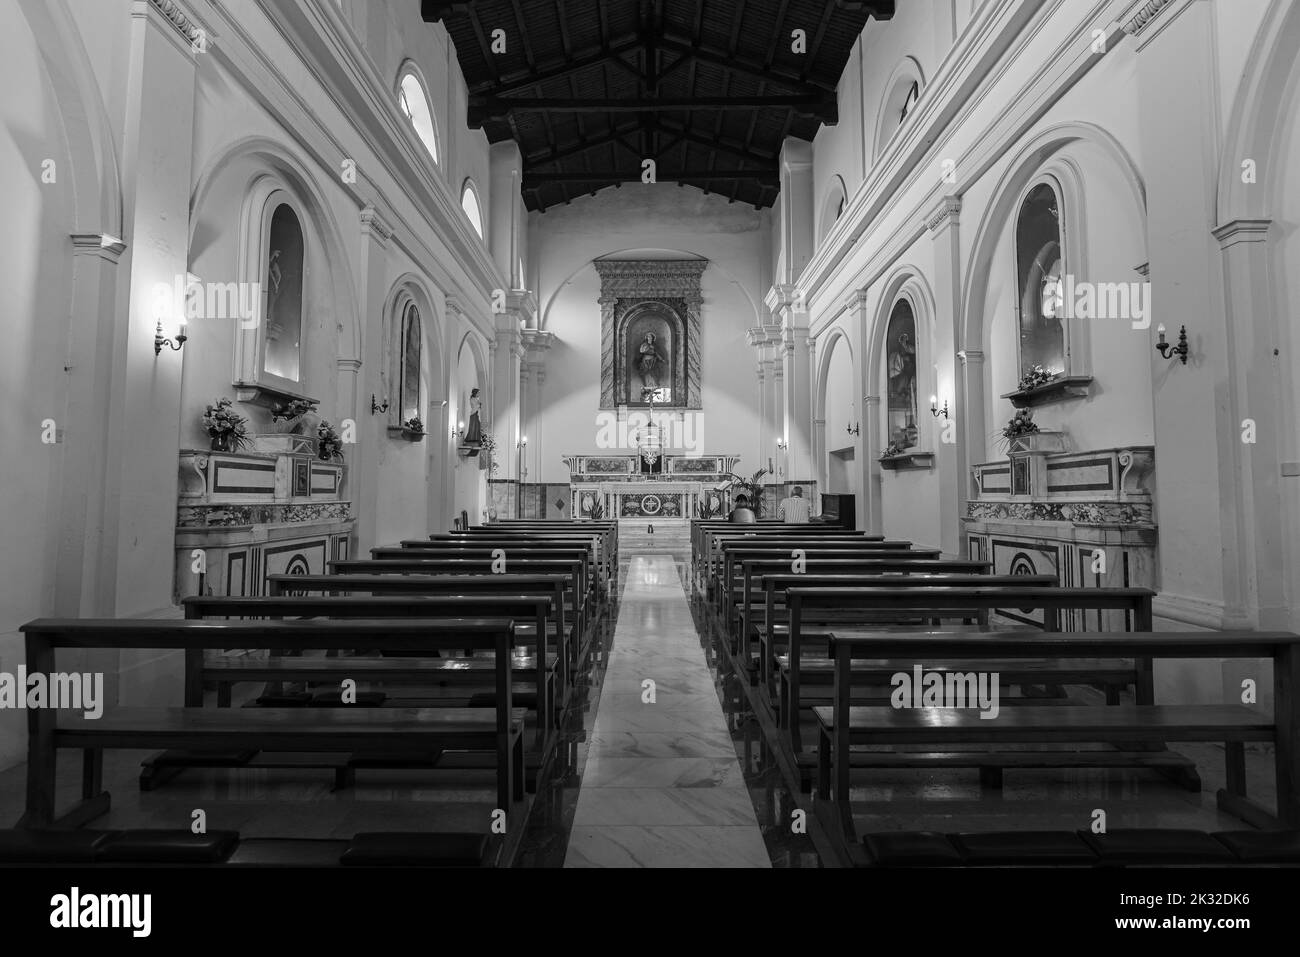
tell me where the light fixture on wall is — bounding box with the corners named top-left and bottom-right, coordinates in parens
top-left (776, 438), bottom-right (788, 451)
top-left (930, 395), bottom-right (949, 419)
top-left (453, 420), bottom-right (465, 439)
top-left (517, 435), bottom-right (528, 448)
top-left (845, 421), bottom-right (860, 436)
top-left (1155, 324), bottom-right (1189, 365)
top-left (370, 394), bottom-right (389, 415)
top-left (154, 317), bottom-right (187, 356)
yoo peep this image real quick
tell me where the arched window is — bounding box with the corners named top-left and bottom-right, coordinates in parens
top-left (398, 70), bottom-right (439, 166)
top-left (461, 179), bottom-right (484, 239)
top-left (1015, 180), bottom-right (1066, 377)
top-left (399, 301), bottom-right (422, 425)
top-left (263, 202), bottom-right (305, 382)
top-left (884, 299), bottom-right (919, 451)
top-left (899, 81), bottom-right (920, 125)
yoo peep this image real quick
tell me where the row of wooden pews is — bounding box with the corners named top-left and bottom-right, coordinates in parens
top-left (690, 518), bottom-right (1300, 867)
top-left (11, 520), bottom-right (616, 867)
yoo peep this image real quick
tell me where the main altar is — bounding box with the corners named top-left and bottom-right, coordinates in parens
top-left (563, 452), bottom-right (739, 519)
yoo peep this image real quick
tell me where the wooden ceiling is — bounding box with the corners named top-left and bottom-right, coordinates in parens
top-left (421, 0), bottom-right (895, 211)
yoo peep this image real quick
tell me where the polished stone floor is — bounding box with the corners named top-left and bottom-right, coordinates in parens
top-left (563, 554), bottom-right (770, 867)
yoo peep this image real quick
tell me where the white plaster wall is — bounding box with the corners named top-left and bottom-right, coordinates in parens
top-left (532, 184), bottom-right (770, 485)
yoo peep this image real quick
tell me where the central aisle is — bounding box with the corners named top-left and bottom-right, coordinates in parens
top-left (564, 554), bottom-right (772, 867)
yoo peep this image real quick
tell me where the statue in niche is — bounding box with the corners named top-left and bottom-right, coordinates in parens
top-left (886, 305), bottom-right (919, 449)
top-left (464, 387), bottom-right (483, 445)
top-left (624, 310), bottom-right (674, 405)
top-left (637, 332), bottom-right (665, 390)
top-left (266, 250), bottom-right (283, 340)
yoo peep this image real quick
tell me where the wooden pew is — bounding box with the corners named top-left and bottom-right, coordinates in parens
top-left (271, 573), bottom-right (577, 693)
top-left (740, 559), bottom-right (993, 661)
top-left (444, 527), bottom-right (615, 589)
top-left (692, 522), bottom-right (879, 586)
top-left (715, 542), bottom-right (939, 615)
top-left (782, 585), bottom-right (1157, 755)
top-left (815, 629), bottom-right (1300, 852)
top-left (18, 618), bottom-right (525, 828)
top-left (391, 535), bottom-right (608, 595)
top-left (182, 594), bottom-right (560, 742)
top-left (329, 556), bottom-right (592, 641)
top-left (477, 520), bottom-right (618, 580)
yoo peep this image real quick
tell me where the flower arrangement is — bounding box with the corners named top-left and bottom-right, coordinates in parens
top-left (403, 415), bottom-right (424, 434)
top-left (995, 407), bottom-right (1041, 453)
top-left (880, 442), bottom-right (906, 461)
top-left (270, 398), bottom-right (318, 422)
top-left (479, 430), bottom-right (499, 473)
top-left (1016, 364), bottom-right (1057, 392)
top-left (316, 420), bottom-right (344, 462)
top-left (202, 398), bottom-right (251, 452)
top-left (719, 467), bottom-right (770, 517)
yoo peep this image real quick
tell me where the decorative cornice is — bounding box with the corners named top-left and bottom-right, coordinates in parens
top-left (148, 0), bottom-right (205, 45)
top-left (958, 350), bottom-right (985, 365)
top-left (336, 357), bottom-right (363, 372)
top-left (359, 203), bottom-right (393, 245)
top-left (70, 233), bottom-right (127, 262)
top-left (746, 326), bottom-right (781, 348)
top-left (1212, 218), bottom-right (1273, 249)
top-left (593, 258), bottom-right (708, 300)
top-left (925, 196), bottom-right (963, 234)
top-left (521, 328), bottom-right (556, 358)
top-left (1122, 0), bottom-right (1174, 36)
top-left (842, 289), bottom-right (871, 314)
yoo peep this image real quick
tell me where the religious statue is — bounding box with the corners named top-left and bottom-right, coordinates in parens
top-left (266, 249), bottom-right (283, 340)
top-left (887, 330), bottom-right (918, 448)
top-left (636, 332), bottom-right (665, 390)
top-left (464, 387), bottom-right (483, 445)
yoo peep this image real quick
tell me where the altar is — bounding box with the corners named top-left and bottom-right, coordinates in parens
top-left (563, 452), bottom-right (739, 520)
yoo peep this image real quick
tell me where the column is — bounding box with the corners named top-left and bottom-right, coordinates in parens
top-left (111, 0), bottom-right (203, 615)
top-left (1215, 219), bottom-right (1286, 628)
top-left (56, 235), bottom-right (127, 618)
top-left (844, 290), bottom-right (873, 532)
top-left (352, 204), bottom-right (393, 557)
top-left (1132, 0), bottom-right (1249, 627)
top-left (927, 196), bottom-right (964, 557)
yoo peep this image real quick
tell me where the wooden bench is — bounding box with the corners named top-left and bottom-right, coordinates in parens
top-left (700, 531), bottom-right (897, 591)
top-left (692, 524), bottom-right (880, 587)
top-left (18, 618), bottom-right (526, 828)
top-left (328, 556), bottom-right (592, 640)
top-left (474, 520), bottom-right (618, 579)
top-left (714, 541), bottom-right (936, 613)
top-left (781, 585), bottom-right (1157, 755)
top-left (422, 530), bottom-right (613, 590)
top-left (739, 559), bottom-right (993, 658)
top-left (814, 629), bottom-right (1300, 853)
top-left (182, 594), bottom-right (560, 735)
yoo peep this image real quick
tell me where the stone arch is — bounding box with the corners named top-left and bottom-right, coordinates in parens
top-left (873, 55), bottom-right (925, 160)
top-left (189, 136), bottom-right (361, 364)
top-left (380, 273), bottom-right (447, 431)
top-left (1216, 0), bottom-right (1300, 225)
top-left (16, 0), bottom-right (123, 236)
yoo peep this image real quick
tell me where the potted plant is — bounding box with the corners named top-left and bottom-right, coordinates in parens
top-left (202, 398), bottom-right (251, 453)
top-left (478, 430), bottom-right (499, 472)
top-left (268, 397), bottom-right (319, 434)
top-left (400, 415), bottom-right (425, 441)
top-left (719, 467), bottom-right (770, 517)
top-left (316, 420), bottom-right (345, 462)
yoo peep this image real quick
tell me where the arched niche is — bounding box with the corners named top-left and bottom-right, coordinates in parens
top-left (380, 276), bottom-right (445, 435)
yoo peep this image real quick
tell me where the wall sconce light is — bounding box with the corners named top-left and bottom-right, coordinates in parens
top-left (845, 421), bottom-right (860, 436)
top-left (453, 420), bottom-right (465, 439)
top-left (154, 317), bottom-right (187, 356)
top-left (1155, 324), bottom-right (1189, 364)
top-left (517, 435), bottom-right (528, 448)
top-left (930, 395), bottom-right (949, 419)
top-left (776, 438), bottom-right (788, 451)
top-left (370, 394), bottom-right (389, 415)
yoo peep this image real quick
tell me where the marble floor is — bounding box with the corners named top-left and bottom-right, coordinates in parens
top-left (563, 554), bottom-right (771, 867)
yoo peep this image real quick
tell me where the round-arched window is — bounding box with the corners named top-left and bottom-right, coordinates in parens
top-left (899, 81), bottom-right (920, 125)
top-left (398, 71), bottom-right (439, 166)
top-left (461, 180), bottom-right (484, 239)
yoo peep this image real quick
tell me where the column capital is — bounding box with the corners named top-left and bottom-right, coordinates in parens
top-left (336, 357), bottom-right (363, 373)
top-left (359, 204), bottom-right (394, 246)
top-left (925, 196), bottom-right (963, 235)
top-left (842, 288), bottom-right (871, 315)
top-left (957, 350), bottom-right (985, 366)
top-left (746, 325), bottom-right (782, 348)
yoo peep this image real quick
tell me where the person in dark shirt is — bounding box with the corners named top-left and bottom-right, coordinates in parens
top-left (729, 493), bottom-right (757, 524)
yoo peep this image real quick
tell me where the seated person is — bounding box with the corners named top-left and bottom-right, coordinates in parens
top-left (729, 493), bottom-right (757, 524)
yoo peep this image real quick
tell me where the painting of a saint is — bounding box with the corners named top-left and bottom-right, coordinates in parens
top-left (885, 301), bottom-right (919, 450)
